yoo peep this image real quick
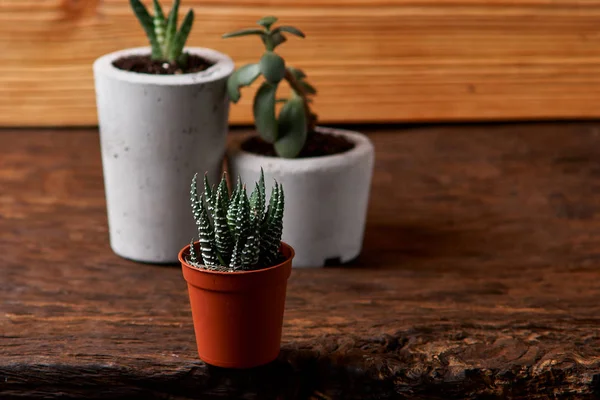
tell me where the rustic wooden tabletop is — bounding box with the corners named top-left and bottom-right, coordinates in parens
top-left (1, 123), bottom-right (600, 399)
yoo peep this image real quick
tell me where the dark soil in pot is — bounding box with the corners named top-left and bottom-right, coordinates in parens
top-left (112, 54), bottom-right (213, 75)
top-left (242, 131), bottom-right (355, 158)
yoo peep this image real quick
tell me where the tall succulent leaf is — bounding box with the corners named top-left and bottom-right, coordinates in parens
top-left (188, 238), bottom-right (199, 265)
top-left (197, 196), bottom-right (219, 267)
top-left (190, 173), bottom-right (202, 223)
top-left (229, 235), bottom-right (245, 270)
top-left (130, 0), bottom-right (162, 59)
top-left (213, 176), bottom-right (233, 264)
top-left (152, 0), bottom-right (167, 50)
top-left (249, 169), bottom-right (266, 224)
top-left (253, 82), bottom-right (278, 143)
top-left (203, 173), bottom-right (215, 213)
top-left (241, 219), bottom-right (260, 268)
top-left (274, 96), bottom-right (307, 158)
top-left (260, 183), bottom-right (284, 265)
top-left (227, 176), bottom-right (242, 231)
top-left (169, 9), bottom-right (194, 62)
top-left (164, 0), bottom-right (180, 57)
top-left (234, 186), bottom-right (251, 240)
top-left (227, 63), bottom-right (261, 103)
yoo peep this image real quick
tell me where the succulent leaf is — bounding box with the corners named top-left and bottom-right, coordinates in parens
top-left (169, 9), bottom-right (194, 62)
top-left (152, 0), bottom-right (167, 49)
top-left (253, 82), bottom-right (278, 143)
top-left (197, 196), bottom-right (219, 267)
top-left (286, 66), bottom-right (306, 80)
top-left (227, 63), bottom-right (261, 103)
top-left (188, 238), bottom-right (199, 265)
top-left (190, 173), bottom-right (202, 223)
top-left (164, 0), bottom-right (180, 56)
top-left (259, 52), bottom-right (286, 84)
top-left (269, 32), bottom-right (287, 49)
top-left (274, 96), bottom-right (308, 158)
top-left (130, 0), bottom-right (162, 59)
top-left (257, 16), bottom-right (278, 29)
top-left (214, 187), bottom-right (233, 265)
top-left (222, 28), bottom-right (265, 39)
top-left (273, 25), bottom-right (305, 38)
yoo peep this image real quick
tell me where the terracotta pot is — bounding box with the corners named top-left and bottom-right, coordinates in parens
top-left (179, 242), bottom-right (294, 368)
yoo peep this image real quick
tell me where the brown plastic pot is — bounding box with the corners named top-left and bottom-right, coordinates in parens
top-left (179, 242), bottom-right (294, 368)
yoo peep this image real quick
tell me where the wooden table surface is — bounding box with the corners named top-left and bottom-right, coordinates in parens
top-left (1, 123), bottom-right (600, 399)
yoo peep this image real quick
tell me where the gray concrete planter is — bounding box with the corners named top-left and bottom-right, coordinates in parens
top-left (94, 47), bottom-right (234, 263)
top-left (228, 127), bottom-right (375, 267)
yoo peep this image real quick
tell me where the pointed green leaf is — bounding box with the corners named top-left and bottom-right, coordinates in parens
top-left (152, 0), bottom-right (166, 21)
top-left (130, 0), bottom-right (162, 59)
top-left (165, 0), bottom-right (180, 55)
top-left (253, 82), bottom-right (278, 143)
top-left (198, 195), bottom-right (218, 267)
top-left (203, 173), bottom-right (214, 212)
top-left (274, 97), bottom-right (307, 158)
top-left (259, 51), bottom-right (286, 84)
top-left (190, 173), bottom-right (202, 223)
top-left (188, 238), bottom-right (198, 265)
top-left (169, 8), bottom-right (194, 62)
top-left (272, 25), bottom-right (305, 38)
top-left (222, 28), bottom-right (265, 39)
top-left (227, 177), bottom-right (242, 232)
top-left (214, 185), bottom-right (233, 265)
top-left (227, 63), bottom-right (261, 103)
top-left (257, 16), bottom-right (278, 29)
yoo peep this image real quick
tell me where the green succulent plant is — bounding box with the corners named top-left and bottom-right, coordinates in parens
top-left (223, 16), bottom-right (318, 159)
top-left (130, 0), bottom-right (194, 65)
top-left (188, 170), bottom-right (285, 272)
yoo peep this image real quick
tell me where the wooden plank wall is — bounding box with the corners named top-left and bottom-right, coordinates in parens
top-left (1, 1), bottom-right (600, 127)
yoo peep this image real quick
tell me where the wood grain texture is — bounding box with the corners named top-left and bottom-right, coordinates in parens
top-left (2, 123), bottom-right (600, 398)
top-left (3, 1), bottom-right (600, 126)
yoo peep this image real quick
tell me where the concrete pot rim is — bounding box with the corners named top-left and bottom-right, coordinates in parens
top-left (228, 126), bottom-right (375, 172)
top-left (93, 46), bottom-right (234, 86)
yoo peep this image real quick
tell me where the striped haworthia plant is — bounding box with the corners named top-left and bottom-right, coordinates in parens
top-left (188, 170), bottom-right (285, 271)
top-left (129, 0), bottom-right (194, 65)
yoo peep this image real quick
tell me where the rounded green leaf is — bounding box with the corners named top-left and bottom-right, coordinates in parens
top-left (253, 82), bottom-right (278, 143)
top-left (257, 16), bottom-right (278, 29)
top-left (259, 52), bottom-right (286, 84)
top-left (227, 63), bottom-right (261, 103)
top-left (274, 97), bottom-right (307, 158)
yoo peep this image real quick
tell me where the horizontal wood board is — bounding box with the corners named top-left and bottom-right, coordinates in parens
top-left (1, 123), bottom-right (600, 398)
top-left (3, 1), bottom-right (600, 126)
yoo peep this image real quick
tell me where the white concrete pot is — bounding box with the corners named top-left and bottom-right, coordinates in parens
top-left (227, 127), bottom-right (375, 268)
top-left (94, 47), bottom-right (234, 263)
